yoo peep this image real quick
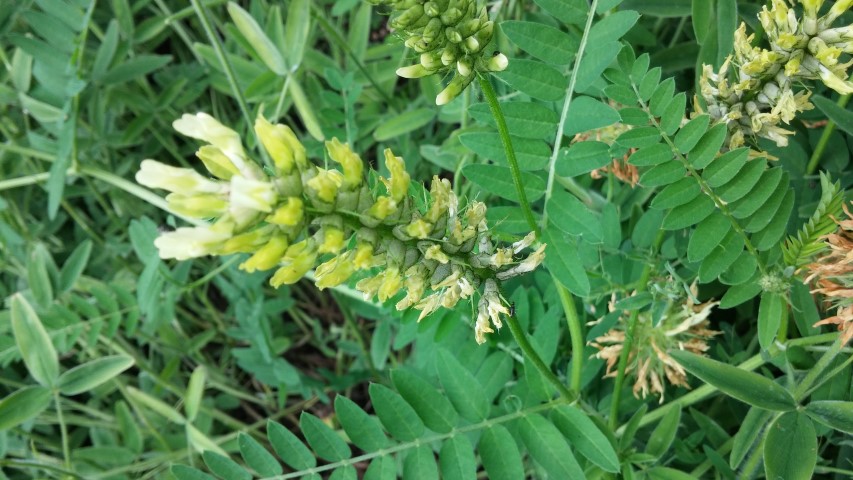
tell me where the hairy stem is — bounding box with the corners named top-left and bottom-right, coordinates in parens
top-left (555, 276), bottom-right (585, 391)
top-left (506, 314), bottom-right (576, 402)
top-left (476, 74), bottom-right (539, 237)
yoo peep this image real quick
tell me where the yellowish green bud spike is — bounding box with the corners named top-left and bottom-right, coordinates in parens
top-left (240, 235), bottom-right (289, 272)
top-left (220, 226), bottom-right (275, 254)
top-left (406, 219), bottom-right (433, 239)
top-left (367, 196), bottom-right (398, 220)
top-left (267, 197), bottom-right (304, 226)
top-left (325, 138), bottom-right (364, 188)
top-left (196, 145), bottom-right (240, 180)
top-left (396, 64), bottom-right (431, 78)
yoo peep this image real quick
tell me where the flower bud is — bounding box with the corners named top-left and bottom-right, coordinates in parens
top-left (326, 138), bottom-right (364, 188)
top-left (166, 193), bottom-right (228, 218)
top-left (230, 175), bottom-right (277, 213)
top-left (307, 168), bottom-right (344, 203)
top-left (267, 197), bottom-right (304, 226)
top-left (173, 113), bottom-right (246, 165)
top-left (136, 160), bottom-right (223, 194)
top-left (240, 235), bottom-right (289, 272)
top-left (154, 226), bottom-right (230, 260)
top-left (196, 145), bottom-right (240, 180)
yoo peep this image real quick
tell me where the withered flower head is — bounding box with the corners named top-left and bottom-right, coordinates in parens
top-left (590, 283), bottom-right (721, 402)
top-left (805, 203), bottom-right (853, 345)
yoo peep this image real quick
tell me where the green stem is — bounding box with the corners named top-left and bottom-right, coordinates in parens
top-left (609, 230), bottom-right (665, 430)
top-left (794, 335), bottom-right (845, 401)
top-left (542, 0), bottom-right (599, 227)
top-left (477, 73), bottom-right (586, 397)
top-left (0, 459), bottom-right (86, 479)
top-left (506, 314), bottom-right (576, 402)
top-left (476, 73), bottom-right (539, 237)
top-left (555, 276), bottom-right (585, 391)
top-left (806, 93), bottom-right (851, 174)
top-left (53, 391), bottom-right (71, 470)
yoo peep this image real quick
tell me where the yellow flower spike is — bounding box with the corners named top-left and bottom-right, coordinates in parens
top-left (307, 168), bottom-right (344, 203)
top-left (318, 228), bottom-right (347, 254)
top-left (383, 149), bottom-right (410, 202)
top-left (254, 116), bottom-right (296, 175)
top-left (378, 267), bottom-right (403, 302)
top-left (315, 254), bottom-right (356, 289)
top-left (326, 138), bottom-right (364, 189)
top-left (267, 197), bottom-right (304, 226)
top-left (165, 193), bottom-right (229, 218)
top-left (270, 241), bottom-right (317, 287)
top-left (240, 235), bottom-right (289, 272)
top-left (196, 145), bottom-right (240, 180)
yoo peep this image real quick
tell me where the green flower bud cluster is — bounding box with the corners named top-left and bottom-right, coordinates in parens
top-left (699, 0), bottom-right (853, 150)
top-left (372, 0), bottom-right (509, 105)
top-left (136, 113), bottom-right (546, 344)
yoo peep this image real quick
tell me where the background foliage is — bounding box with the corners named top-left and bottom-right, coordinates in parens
top-left (1, 0), bottom-right (852, 479)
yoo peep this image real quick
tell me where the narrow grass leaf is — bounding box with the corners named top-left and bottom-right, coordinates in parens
top-left (646, 405), bottom-right (681, 458)
top-left (670, 350), bottom-right (797, 411)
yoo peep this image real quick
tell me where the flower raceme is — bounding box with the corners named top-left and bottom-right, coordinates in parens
top-left (699, 0), bottom-right (853, 150)
top-left (136, 113), bottom-right (545, 344)
top-left (371, 0), bottom-right (508, 105)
